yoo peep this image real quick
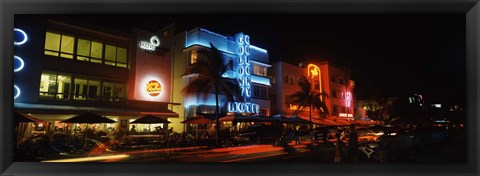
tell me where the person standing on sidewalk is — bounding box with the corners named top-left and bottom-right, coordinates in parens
top-left (348, 124), bottom-right (359, 163)
top-left (334, 130), bottom-right (344, 163)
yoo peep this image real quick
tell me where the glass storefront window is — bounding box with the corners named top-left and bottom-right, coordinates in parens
top-left (56, 75), bottom-right (72, 99)
top-left (74, 78), bottom-right (88, 100)
top-left (39, 72), bottom-right (72, 100)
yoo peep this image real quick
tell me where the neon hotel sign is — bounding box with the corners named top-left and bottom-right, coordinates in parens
top-left (228, 102), bottom-right (260, 114)
top-left (227, 33), bottom-right (260, 114)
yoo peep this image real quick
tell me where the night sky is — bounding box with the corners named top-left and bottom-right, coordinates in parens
top-left (44, 14), bottom-right (466, 106)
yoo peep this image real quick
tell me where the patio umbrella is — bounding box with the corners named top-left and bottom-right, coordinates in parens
top-left (131, 114), bottom-right (171, 124)
top-left (62, 112), bottom-right (116, 148)
top-left (319, 119), bottom-right (339, 126)
top-left (332, 119), bottom-right (351, 126)
top-left (14, 111), bottom-right (45, 143)
top-left (181, 115), bottom-right (212, 140)
top-left (14, 111), bottom-right (45, 124)
top-left (131, 114), bottom-right (171, 134)
top-left (181, 115), bottom-right (212, 124)
top-left (62, 112), bottom-right (116, 124)
top-left (271, 114), bottom-right (293, 123)
top-left (289, 116), bottom-right (313, 124)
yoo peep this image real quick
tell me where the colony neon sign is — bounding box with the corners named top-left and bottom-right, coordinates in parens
top-left (236, 33), bottom-right (252, 97)
top-left (146, 80), bottom-right (162, 97)
top-left (139, 36), bottom-right (160, 51)
top-left (228, 102), bottom-right (260, 114)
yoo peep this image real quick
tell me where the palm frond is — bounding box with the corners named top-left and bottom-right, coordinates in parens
top-left (182, 77), bottom-right (214, 99)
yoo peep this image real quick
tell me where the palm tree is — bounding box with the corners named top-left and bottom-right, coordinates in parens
top-left (290, 75), bottom-right (329, 132)
top-left (182, 43), bottom-right (240, 147)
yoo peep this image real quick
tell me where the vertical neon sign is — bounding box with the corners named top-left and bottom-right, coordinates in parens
top-left (307, 64), bottom-right (322, 100)
top-left (236, 33), bottom-right (251, 98)
top-left (346, 91), bottom-right (351, 107)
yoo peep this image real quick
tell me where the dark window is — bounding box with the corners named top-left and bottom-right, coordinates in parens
top-left (254, 86), bottom-right (268, 99)
top-left (332, 90), bottom-right (337, 98)
top-left (333, 106), bottom-right (338, 114)
top-left (331, 76), bottom-right (336, 83)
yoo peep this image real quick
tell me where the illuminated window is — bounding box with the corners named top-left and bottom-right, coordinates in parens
top-left (44, 32), bottom-right (74, 59)
top-left (45, 31), bottom-right (128, 68)
top-left (105, 45), bottom-right (128, 68)
top-left (103, 82), bottom-right (126, 102)
top-left (253, 64), bottom-right (267, 77)
top-left (73, 78), bottom-right (100, 100)
top-left (90, 41), bottom-right (103, 63)
top-left (39, 71), bottom-right (125, 102)
top-left (200, 106), bottom-right (215, 114)
top-left (190, 50), bottom-right (198, 65)
top-left (39, 72), bottom-right (71, 100)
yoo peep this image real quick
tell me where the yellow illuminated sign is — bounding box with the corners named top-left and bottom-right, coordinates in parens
top-left (146, 80), bottom-right (162, 97)
top-left (307, 64), bottom-right (323, 100)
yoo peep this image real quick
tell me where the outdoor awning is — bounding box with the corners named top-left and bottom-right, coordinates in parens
top-left (14, 102), bottom-right (179, 118)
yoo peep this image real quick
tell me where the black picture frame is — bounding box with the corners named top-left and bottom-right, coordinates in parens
top-left (1, 0), bottom-right (479, 175)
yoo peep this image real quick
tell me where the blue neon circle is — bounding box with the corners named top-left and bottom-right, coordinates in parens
top-left (14, 56), bottom-right (25, 72)
top-left (14, 28), bottom-right (28, 46)
top-left (244, 35), bottom-right (250, 45)
top-left (14, 85), bottom-right (21, 100)
top-left (245, 66), bottom-right (251, 75)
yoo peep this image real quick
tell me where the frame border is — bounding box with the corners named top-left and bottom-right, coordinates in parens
top-left (1, 0), bottom-right (479, 175)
